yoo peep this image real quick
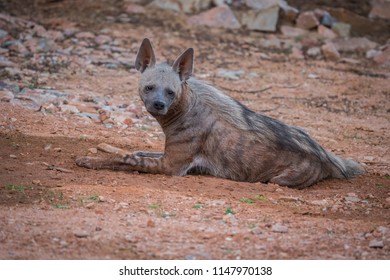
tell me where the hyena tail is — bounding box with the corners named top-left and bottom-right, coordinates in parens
top-left (326, 152), bottom-right (365, 180)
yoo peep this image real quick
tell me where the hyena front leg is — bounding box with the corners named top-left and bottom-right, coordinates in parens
top-left (76, 152), bottom-right (170, 173)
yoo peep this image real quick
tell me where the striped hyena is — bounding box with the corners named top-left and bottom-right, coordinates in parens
top-left (76, 38), bottom-right (364, 189)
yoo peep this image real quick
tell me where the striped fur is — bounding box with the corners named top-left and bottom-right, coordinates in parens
top-left (76, 38), bottom-right (364, 189)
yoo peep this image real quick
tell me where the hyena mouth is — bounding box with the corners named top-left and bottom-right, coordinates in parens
top-left (146, 104), bottom-right (168, 116)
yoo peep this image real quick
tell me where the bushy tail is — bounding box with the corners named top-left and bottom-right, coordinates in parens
top-left (326, 152), bottom-right (365, 179)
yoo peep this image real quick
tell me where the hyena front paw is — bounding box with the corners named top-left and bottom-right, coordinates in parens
top-left (75, 156), bottom-right (102, 169)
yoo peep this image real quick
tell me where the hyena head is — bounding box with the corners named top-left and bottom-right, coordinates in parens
top-left (135, 38), bottom-right (194, 116)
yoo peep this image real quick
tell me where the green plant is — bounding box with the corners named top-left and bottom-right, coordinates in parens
top-left (255, 194), bottom-right (267, 201)
top-left (225, 207), bottom-right (235, 215)
top-left (193, 204), bottom-right (204, 209)
top-left (55, 205), bottom-right (70, 209)
top-left (148, 203), bottom-right (160, 209)
top-left (4, 184), bottom-right (32, 193)
top-left (161, 213), bottom-right (176, 218)
top-left (240, 198), bottom-right (255, 204)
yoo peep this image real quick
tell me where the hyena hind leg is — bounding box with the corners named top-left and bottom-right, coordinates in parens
top-left (269, 160), bottom-right (326, 189)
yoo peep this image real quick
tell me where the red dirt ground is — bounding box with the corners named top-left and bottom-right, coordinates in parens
top-left (0, 0), bottom-right (389, 259)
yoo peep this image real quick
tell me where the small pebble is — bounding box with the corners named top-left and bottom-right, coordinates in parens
top-left (88, 148), bottom-right (98, 154)
top-left (271, 223), bottom-right (289, 233)
top-left (369, 239), bottom-right (384, 248)
top-left (73, 230), bottom-right (89, 238)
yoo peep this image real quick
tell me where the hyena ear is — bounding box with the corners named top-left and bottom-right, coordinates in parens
top-left (135, 38), bottom-right (156, 73)
top-left (172, 48), bottom-right (194, 82)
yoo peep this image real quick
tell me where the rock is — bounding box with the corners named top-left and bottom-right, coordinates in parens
top-left (180, 0), bottom-right (212, 14)
top-left (0, 90), bottom-right (14, 102)
top-left (377, 226), bottom-right (389, 235)
top-left (8, 41), bottom-right (29, 55)
top-left (95, 35), bottom-right (112, 45)
top-left (147, 219), bottom-right (155, 227)
top-left (307, 47), bottom-right (321, 57)
top-left (98, 195), bottom-right (105, 202)
top-left (271, 223), bottom-right (288, 233)
top-left (279, 0), bottom-right (299, 22)
top-left (73, 230), bottom-right (89, 238)
top-left (363, 155), bottom-right (375, 162)
top-left (328, 8), bottom-right (373, 36)
top-left (319, 13), bottom-right (336, 27)
top-left (366, 49), bottom-right (381, 59)
top-left (345, 195), bottom-right (361, 203)
top-left (296, 11), bottom-right (320, 30)
top-left (217, 68), bottom-right (245, 80)
top-left (62, 27), bottom-right (79, 37)
top-left (148, 0), bottom-right (181, 12)
top-left (32, 179), bottom-right (42, 186)
top-left (290, 47), bottom-right (304, 59)
top-left (245, 0), bottom-right (274, 9)
top-left (369, 239), bottom-right (384, 248)
top-left (85, 202), bottom-right (95, 209)
top-left (332, 22), bottom-right (351, 37)
top-left (332, 37), bottom-right (378, 53)
top-left (369, 0), bottom-right (390, 19)
top-left (0, 29), bottom-right (8, 38)
top-left (36, 38), bottom-right (58, 52)
top-left (88, 148), bottom-right (98, 154)
top-left (384, 197), bottom-right (390, 209)
top-left (372, 47), bottom-right (390, 66)
top-left (187, 5), bottom-right (241, 29)
top-left (119, 202), bottom-right (129, 208)
top-left (280, 25), bottom-right (308, 37)
top-left (43, 30), bottom-right (64, 42)
top-left (317, 25), bottom-right (337, 39)
top-left (241, 5), bottom-right (280, 32)
top-left (222, 213), bottom-right (238, 225)
top-left (309, 199), bottom-right (330, 207)
top-left (342, 56), bottom-right (362, 64)
top-left (75, 31), bottom-right (95, 39)
top-left (125, 4), bottom-right (146, 14)
top-left (321, 42), bottom-right (340, 61)
top-left (59, 104), bottom-right (80, 114)
top-left (148, 0), bottom-right (212, 13)
top-left (9, 154), bottom-right (17, 159)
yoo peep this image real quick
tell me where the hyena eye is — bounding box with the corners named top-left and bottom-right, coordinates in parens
top-left (145, 85), bottom-right (154, 92)
top-left (166, 89), bottom-right (175, 96)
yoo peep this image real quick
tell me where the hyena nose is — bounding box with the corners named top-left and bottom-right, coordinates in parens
top-left (153, 101), bottom-right (165, 111)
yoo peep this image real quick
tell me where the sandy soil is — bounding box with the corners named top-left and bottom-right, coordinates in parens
top-left (0, 0), bottom-right (389, 259)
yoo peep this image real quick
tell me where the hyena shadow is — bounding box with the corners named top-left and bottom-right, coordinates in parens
top-left (76, 38), bottom-right (364, 189)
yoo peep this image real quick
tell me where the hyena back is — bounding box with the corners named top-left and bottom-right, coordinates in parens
top-left (76, 38), bottom-right (364, 189)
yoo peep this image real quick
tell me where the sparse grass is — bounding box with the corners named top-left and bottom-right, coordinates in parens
top-left (240, 198), bottom-right (255, 204)
top-left (148, 203), bottom-right (160, 209)
top-left (89, 195), bottom-right (99, 201)
top-left (384, 175), bottom-right (390, 179)
top-left (161, 213), bottom-right (176, 218)
top-left (4, 184), bottom-right (33, 193)
top-left (55, 205), bottom-right (70, 209)
top-left (376, 183), bottom-right (384, 188)
top-left (225, 207), bottom-right (235, 215)
top-left (255, 194), bottom-right (267, 201)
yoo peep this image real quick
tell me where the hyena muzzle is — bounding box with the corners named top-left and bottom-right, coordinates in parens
top-left (76, 38), bottom-right (364, 189)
